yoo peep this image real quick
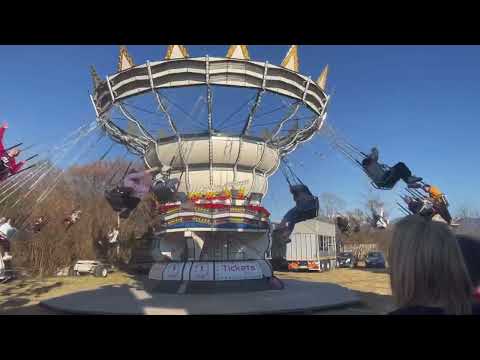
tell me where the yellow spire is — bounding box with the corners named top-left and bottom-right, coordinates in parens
top-left (165, 45), bottom-right (189, 60)
top-left (226, 45), bottom-right (250, 60)
top-left (317, 64), bottom-right (329, 91)
top-left (281, 45), bottom-right (299, 72)
top-left (118, 45), bottom-right (135, 72)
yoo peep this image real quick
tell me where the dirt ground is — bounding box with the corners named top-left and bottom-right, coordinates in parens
top-left (276, 267), bottom-right (394, 314)
top-left (0, 267), bottom-right (394, 315)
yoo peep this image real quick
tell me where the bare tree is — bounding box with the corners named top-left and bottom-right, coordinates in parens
top-left (319, 192), bottom-right (346, 219)
top-left (7, 158), bottom-right (153, 276)
top-left (456, 204), bottom-right (479, 219)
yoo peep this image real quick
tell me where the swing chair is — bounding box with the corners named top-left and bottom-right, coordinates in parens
top-left (104, 161), bottom-right (137, 213)
top-left (369, 206), bottom-right (389, 229)
top-left (151, 154), bottom-right (184, 204)
top-left (279, 159), bottom-right (319, 231)
top-left (336, 215), bottom-right (352, 234)
top-left (322, 125), bottom-right (403, 191)
top-left (402, 190), bottom-right (436, 219)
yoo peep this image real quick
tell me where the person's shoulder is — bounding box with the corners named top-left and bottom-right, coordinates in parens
top-left (388, 306), bottom-right (445, 315)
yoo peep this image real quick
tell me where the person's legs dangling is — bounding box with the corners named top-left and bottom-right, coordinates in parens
top-left (381, 164), bottom-right (407, 188)
top-left (281, 206), bottom-right (298, 232)
top-left (435, 201), bottom-right (452, 224)
top-left (392, 162), bottom-right (422, 184)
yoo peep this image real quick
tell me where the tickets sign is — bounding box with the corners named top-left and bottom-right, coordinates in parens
top-left (214, 261), bottom-right (263, 281)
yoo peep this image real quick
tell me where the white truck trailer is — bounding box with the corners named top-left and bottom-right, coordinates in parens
top-left (285, 219), bottom-right (337, 272)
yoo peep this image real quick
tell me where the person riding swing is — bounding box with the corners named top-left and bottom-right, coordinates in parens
top-left (270, 164), bottom-right (320, 270)
top-left (371, 207), bottom-right (388, 229)
top-left (151, 165), bottom-right (182, 204)
top-left (402, 195), bottom-right (435, 218)
top-left (280, 183), bottom-right (320, 233)
top-left (64, 209), bottom-right (82, 230)
top-left (336, 215), bottom-right (352, 234)
top-left (421, 184), bottom-right (455, 225)
top-left (275, 160), bottom-right (320, 234)
top-left (0, 123), bottom-right (26, 182)
top-left (361, 147), bottom-right (422, 189)
top-left (31, 216), bottom-right (48, 233)
top-left (105, 166), bottom-right (158, 219)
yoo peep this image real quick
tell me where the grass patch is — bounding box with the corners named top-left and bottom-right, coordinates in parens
top-left (1, 272), bottom-right (135, 312)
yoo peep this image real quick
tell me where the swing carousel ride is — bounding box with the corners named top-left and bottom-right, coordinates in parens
top-left (1, 46), bottom-right (452, 290)
top-left (90, 45), bottom-right (330, 283)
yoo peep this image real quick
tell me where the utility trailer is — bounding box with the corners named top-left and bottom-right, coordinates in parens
top-left (286, 232), bottom-right (337, 272)
top-left (73, 260), bottom-right (113, 277)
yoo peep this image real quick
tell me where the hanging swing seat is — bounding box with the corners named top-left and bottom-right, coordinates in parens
top-left (280, 160), bottom-right (320, 231)
top-left (365, 164), bottom-right (397, 190)
top-left (105, 187), bottom-right (140, 213)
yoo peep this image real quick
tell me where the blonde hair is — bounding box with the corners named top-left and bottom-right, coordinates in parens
top-left (389, 215), bottom-right (473, 315)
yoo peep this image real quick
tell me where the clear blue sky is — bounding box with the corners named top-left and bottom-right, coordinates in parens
top-left (1, 45), bottom-right (479, 220)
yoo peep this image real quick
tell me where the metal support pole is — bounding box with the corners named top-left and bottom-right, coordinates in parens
top-left (241, 62), bottom-right (269, 136)
top-left (106, 75), bottom-right (115, 102)
top-left (206, 55), bottom-right (213, 134)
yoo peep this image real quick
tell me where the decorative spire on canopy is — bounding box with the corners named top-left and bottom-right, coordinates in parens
top-left (118, 46), bottom-right (135, 72)
top-left (226, 45), bottom-right (250, 60)
top-left (165, 45), bottom-right (189, 60)
top-left (90, 65), bottom-right (102, 89)
top-left (316, 64), bottom-right (329, 90)
top-left (281, 45), bottom-right (299, 72)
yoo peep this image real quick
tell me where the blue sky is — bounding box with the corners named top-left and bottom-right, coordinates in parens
top-left (1, 45), bottom-right (479, 220)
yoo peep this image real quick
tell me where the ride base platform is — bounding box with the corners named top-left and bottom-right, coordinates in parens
top-left (39, 276), bottom-right (360, 315)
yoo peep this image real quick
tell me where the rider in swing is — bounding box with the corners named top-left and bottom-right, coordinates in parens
top-left (371, 207), bottom-right (388, 229)
top-left (0, 122), bottom-right (26, 181)
top-left (151, 165), bottom-right (182, 204)
top-left (361, 147), bottom-right (422, 189)
top-left (105, 167), bottom-right (159, 219)
top-left (64, 209), bottom-right (82, 230)
top-left (421, 184), bottom-right (455, 225)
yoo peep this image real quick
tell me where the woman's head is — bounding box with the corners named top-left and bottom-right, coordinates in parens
top-left (389, 215), bottom-right (473, 314)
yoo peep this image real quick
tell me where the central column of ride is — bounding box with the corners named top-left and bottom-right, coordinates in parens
top-left (145, 135), bottom-right (276, 289)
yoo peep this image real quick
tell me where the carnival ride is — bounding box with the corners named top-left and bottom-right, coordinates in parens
top-left (89, 45), bottom-right (329, 283)
top-left (0, 45), bottom-right (456, 291)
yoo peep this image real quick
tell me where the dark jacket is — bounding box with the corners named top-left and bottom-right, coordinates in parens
top-left (457, 235), bottom-right (480, 287)
top-left (389, 304), bottom-right (480, 315)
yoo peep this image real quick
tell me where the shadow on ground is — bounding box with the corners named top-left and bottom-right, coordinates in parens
top-left (308, 289), bottom-right (394, 315)
top-left (1, 267), bottom-right (394, 315)
top-left (356, 267), bottom-right (390, 274)
top-left (0, 303), bottom-right (59, 315)
top-left (1, 280), bottom-right (64, 312)
top-left (1, 280), bottom-right (63, 297)
top-left (37, 277), bottom-right (361, 315)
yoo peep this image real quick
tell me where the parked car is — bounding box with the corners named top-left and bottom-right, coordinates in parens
top-left (337, 251), bottom-right (358, 268)
top-left (73, 260), bottom-right (114, 277)
top-left (364, 251), bottom-right (386, 268)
